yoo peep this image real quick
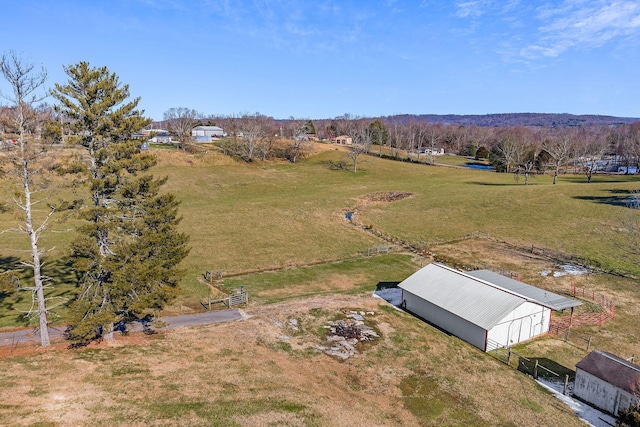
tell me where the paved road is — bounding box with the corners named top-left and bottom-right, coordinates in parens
top-left (0, 308), bottom-right (244, 347)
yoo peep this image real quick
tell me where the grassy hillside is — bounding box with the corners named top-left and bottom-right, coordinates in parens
top-left (1, 144), bottom-right (638, 426)
top-left (1, 144), bottom-right (639, 323)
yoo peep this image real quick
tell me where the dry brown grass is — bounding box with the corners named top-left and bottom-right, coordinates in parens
top-left (0, 293), bottom-right (587, 427)
top-left (153, 148), bottom-right (239, 167)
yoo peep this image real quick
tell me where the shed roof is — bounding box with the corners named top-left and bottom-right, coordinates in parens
top-left (192, 126), bottom-right (223, 131)
top-left (467, 270), bottom-right (582, 311)
top-left (576, 350), bottom-right (640, 395)
top-left (398, 263), bottom-right (531, 330)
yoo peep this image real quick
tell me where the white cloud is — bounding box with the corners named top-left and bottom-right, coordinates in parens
top-left (455, 0), bottom-right (491, 18)
top-left (523, 0), bottom-right (640, 58)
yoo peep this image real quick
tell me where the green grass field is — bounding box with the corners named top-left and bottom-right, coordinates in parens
top-left (1, 145), bottom-right (639, 325)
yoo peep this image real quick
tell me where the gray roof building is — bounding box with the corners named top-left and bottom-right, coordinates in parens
top-left (467, 269), bottom-right (582, 311)
top-left (398, 264), bottom-right (566, 351)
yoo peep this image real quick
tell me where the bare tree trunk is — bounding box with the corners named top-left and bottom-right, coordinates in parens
top-left (22, 154), bottom-right (50, 347)
top-left (1, 51), bottom-right (51, 347)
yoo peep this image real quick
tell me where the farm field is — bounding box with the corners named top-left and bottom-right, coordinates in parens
top-left (1, 143), bottom-right (639, 425)
top-left (0, 293), bottom-right (588, 427)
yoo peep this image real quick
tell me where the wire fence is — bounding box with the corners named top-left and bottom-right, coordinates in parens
top-left (488, 338), bottom-right (574, 394)
top-left (547, 325), bottom-right (595, 351)
top-left (548, 283), bottom-right (616, 332)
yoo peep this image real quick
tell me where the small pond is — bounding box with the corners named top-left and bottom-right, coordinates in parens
top-left (465, 162), bottom-right (495, 171)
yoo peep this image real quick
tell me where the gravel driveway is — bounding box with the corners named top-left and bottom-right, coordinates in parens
top-left (0, 308), bottom-right (245, 347)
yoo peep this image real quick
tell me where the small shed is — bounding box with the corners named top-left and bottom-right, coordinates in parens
top-left (574, 350), bottom-right (640, 415)
top-left (398, 264), bottom-right (578, 352)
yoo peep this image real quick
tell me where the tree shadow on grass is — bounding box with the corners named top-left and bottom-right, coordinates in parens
top-left (0, 255), bottom-right (78, 328)
top-left (560, 175), bottom-right (640, 184)
top-left (573, 189), bottom-right (638, 207)
top-left (465, 181), bottom-right (543, 186)
top-left (0, 255), bottom-right (24, 297)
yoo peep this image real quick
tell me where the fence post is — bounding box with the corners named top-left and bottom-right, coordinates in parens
top-left (534, 360), bottom-right (539, 379)
top-left (563, 374), bottom-right (569, 395)
top-left (507, 348), bottom-right (511, 365)
top-left (564, 328), bottom-right (570, 341)
top-left (587, 337), bottom-right (592, 351)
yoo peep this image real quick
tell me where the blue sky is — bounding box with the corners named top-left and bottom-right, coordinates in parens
top-left (2, 0), bottom-right (640, 120)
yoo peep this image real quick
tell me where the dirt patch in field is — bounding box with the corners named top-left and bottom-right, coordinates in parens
top-left (358, 191), bottom-right (414, 206)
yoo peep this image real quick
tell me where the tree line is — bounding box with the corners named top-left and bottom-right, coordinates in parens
top-left (154, 112), bottom-right (640, 181)
top-left (7, 90), bottom-right (640, 181)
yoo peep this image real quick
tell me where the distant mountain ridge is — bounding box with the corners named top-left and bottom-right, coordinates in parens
top-left (386, 113), bottom-right (639, 127)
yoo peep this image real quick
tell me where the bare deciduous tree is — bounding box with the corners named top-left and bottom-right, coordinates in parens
top-left (577, 128), bottom-right (608, 183)
top-left (0, 51), bottom-right (53, 346)
top-left (346, 118), bottom-right (372, 173)
top-left (164, 107), bottom-right (200, 149)
top-left (235, 113), bottom-right (276, 161)
top-left (283, 117), bottom-right (311, 163)
top-left (425, 124), bottom-right (443, 164)
top-left (544, 129), bottom-right (575, 184)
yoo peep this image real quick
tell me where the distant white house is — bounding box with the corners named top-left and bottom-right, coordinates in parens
top-left (191, 125), bottom-right (224, 142)
top-left (574, 350), bottom-right (640, 416)
top-left (150, 132), bottom-right (172, 143)
top-left (398, 263), bottom-right (580, 352)
top-left (136, 128), bottom-right (173, 143)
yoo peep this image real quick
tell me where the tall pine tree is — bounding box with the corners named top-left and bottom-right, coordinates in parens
top-left (51, 63), bottom-right (189, 343)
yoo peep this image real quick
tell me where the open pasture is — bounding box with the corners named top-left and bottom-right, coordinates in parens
top-left (1, 143), bottom-right (639, 323)
top-left (1, 143), bottom-right (639, 426)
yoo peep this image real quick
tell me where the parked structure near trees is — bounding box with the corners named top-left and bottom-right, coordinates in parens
top-left (192, 125), bottom-right (224, 142)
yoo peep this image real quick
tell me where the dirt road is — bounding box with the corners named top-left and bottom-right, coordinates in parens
top-left (0, 308), bottom-right (244, 347)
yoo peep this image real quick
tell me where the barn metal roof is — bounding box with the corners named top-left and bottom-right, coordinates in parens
top-left (192, 125), bottom-right (223, 131)
top-left (576, 350), bottom-right (640, 395)
top-left (398, 263), bottom-right (531, 330)
top-left (467, 270), bottom-right (582, 311)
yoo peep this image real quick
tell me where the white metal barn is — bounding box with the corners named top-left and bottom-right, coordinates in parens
top-left (191, 126), bottom-right (224, 142)
top-left (574, 350), bottom-right (640, 416)
top-left (398, 264), bottom-right (578, 352)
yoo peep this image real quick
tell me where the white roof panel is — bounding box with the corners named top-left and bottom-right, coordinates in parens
top-left (398, 263), bottom-right (529, 330)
